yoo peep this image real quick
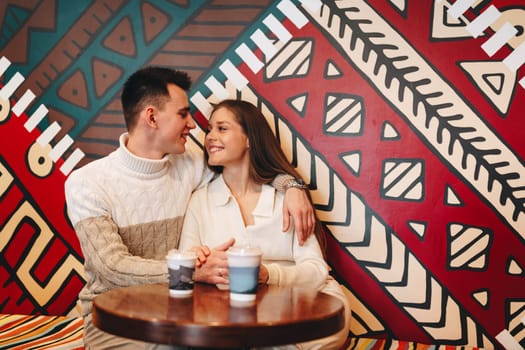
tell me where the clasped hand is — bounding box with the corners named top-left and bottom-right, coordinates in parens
top-left (190, 238), bottom-right (269, 285)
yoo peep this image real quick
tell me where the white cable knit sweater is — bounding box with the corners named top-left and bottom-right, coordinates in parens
top-left (64, 133), bottom-right (208, 316)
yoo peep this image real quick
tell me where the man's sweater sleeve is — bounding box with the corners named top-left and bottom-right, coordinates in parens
top-left (65, 172), bottom-right (168, 287)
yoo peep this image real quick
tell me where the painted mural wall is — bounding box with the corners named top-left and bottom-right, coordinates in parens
top-left (0, 1), bottom-right (523, 349)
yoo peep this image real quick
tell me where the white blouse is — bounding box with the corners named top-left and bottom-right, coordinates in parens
top-left (180, 174), bottom-right (328, 290)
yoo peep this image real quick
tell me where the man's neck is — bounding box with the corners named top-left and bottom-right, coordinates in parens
top-left (126, 132), bottom-right (164, 160)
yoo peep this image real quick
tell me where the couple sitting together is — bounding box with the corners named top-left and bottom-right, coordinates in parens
top-left (65, 66), bottom-right (351, 350)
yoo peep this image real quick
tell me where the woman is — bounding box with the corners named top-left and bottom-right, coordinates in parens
top-left (179, 99), bottom-right (350, 349)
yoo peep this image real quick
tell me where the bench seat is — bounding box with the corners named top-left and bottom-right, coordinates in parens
top-left (0, 314), bottom-right (84, 350)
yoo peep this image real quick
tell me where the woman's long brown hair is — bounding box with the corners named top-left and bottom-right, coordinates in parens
top-left (206, 99), bottom-right (327, 257)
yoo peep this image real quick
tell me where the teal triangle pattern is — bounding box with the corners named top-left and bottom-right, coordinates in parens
top-left (0, 5), bottom-right (32, 48)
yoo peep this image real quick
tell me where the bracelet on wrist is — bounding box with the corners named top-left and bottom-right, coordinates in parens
top-left (283, 178), bottom-right (308, 190)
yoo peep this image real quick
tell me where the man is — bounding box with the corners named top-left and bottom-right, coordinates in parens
top-left (65, 66), bottom-right (314, 349)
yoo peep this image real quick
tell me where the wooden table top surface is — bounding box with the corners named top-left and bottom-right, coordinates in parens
top-left (92, 282), bottom-right (344, 348)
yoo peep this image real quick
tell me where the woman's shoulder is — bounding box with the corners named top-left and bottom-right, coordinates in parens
top-left (262, 182), bottom-right (283, 202)
top-left (190, 176), bottom-right (219, 199)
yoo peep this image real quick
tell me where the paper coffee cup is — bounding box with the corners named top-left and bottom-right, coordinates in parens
top-left (226, 245), bottom-right (262, 304)
top-left (166, 250), bottom-right (196, 297)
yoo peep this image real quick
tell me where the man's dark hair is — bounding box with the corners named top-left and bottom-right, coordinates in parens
top-left (121, 66), bottom-right (192, 130)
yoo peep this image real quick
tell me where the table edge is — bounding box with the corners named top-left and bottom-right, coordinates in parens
top-left (92, 283), bottom-right (345, 348)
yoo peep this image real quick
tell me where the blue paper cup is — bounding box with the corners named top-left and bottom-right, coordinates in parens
top-left (226, 245), bottom-right (262, 304)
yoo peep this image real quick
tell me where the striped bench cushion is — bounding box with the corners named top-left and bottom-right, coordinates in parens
top-left (0, 314), bottom-right (84, 349)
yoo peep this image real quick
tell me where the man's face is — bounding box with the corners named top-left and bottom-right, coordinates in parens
top-left (155, 83), bottom-right (196, 155)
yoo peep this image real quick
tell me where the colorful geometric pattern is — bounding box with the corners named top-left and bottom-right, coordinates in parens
top-left (0, 314), bottom-right (84, 349)
top-left (0, 1), bottom-right (523, 349)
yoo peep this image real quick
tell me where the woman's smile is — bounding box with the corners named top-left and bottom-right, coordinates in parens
top-left (207, 145), bottom-right (224, 153)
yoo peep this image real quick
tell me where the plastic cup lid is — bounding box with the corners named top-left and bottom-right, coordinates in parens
top-left (166, 249), bottom-right (197, 260)
top-left (227, 245), bottom-right (262, 256)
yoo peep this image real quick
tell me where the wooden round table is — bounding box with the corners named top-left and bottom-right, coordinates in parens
top-left (92, 282), bottom-right (344, 348)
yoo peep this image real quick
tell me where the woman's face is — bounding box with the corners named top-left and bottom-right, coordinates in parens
top-left (205, 107), bottom-right (249, 167)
